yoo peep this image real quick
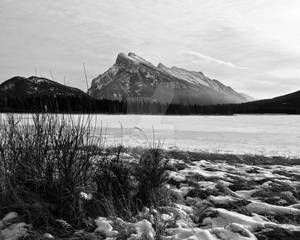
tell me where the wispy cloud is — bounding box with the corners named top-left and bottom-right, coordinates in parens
top-left (182, 50), bottom-right (248, 69)
top-left (1, 0), bottom-right (300, 99)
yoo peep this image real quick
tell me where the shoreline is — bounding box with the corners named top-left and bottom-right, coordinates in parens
top-left (121, 146), bottom-right (300, 165)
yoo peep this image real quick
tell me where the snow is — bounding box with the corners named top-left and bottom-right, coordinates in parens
top-left (1, 212), bottom-right (18, 224)
top-left (159, 155), bottom-right (300, 239)
top-left (1, 223), bottom-right (29, 240)
top-left (167, 224), bottom-right (258, 240)
top-left (212, 223), bottom-right (257, 240)
top-left (290, 203), bottom-right (300, 210)
top-left (166, 227), bottom-right (217, 240)
top-left (129, 220), bottom-right (155, 240)
top-left (1, 147), bottom-right (297, 240)
top-left (208, 195), bottom-right (239, 205)
top-left (168, 171), bottom-right (186, 182)
top-left (236, 190), bottom-right (258, 198)
top-left (0, 212), bottom-right (29, 240)
top-left (202, 208), bottom-right (274, 231)
top-left (80, 192), bottom-right (93, 200)
top-left (94, 217), bottom-right (118, 237)
top-left (170, 186), bottom-right (194, 202)
top-left (158, 64), bottom-right (211, 87)
top-left (246, 201), bottom-right (300, 216)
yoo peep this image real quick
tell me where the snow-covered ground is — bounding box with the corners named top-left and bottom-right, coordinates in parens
top-left (81, 154), bottom-right (300, 239)
top-left (161, 156), bottom-right (300, 239)
top-left (2, 149), bottom-right (299, 239)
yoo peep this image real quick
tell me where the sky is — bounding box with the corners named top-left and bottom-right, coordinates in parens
top-left (1, 0), bottom-right (300, 99)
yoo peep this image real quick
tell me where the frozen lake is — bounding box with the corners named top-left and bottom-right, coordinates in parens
top-left (3, 114), bottom-right (300, 157)
top-left (86, 114), bottom-right (300, 157)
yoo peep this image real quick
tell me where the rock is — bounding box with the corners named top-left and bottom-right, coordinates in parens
top-left (160, 213), bottom-right (173, 222)
top-left (94, 217), bottom-right (118, 237)
top-left (88, 52), bottom-right (250, 105)
top-left (216, 180), bottom-right (241, 198)
top-left (209, 195), bottom-right (251, 211)
top-left (255, 226), bottom-right (300, 240)
top-left (225, 223), bottom-right (256, 238)
top-left (280, 191), bottom-right (298, 205)
top-left (0, 222), bottom-right (30, 240)
top-left (211, 223), bottom-right (258, 240)
top-left (80, 192), bottom-right (93, 200)
top-left (202, 208), bottom-right (275, 232)
top-left (167, 225), bottom-right (258, 240)
top-left (43, 233), bottom-right (54, 239)
top-left (2, 213), bottom-right (18, 224)
top-left (128, 220), bottom-right (155, 240)
top-left (246, 201), bottom-right (300, 216)
top-left (0, 212), bottom-right (19, 230)
top-left (166, 227), bottom-right (216, 240)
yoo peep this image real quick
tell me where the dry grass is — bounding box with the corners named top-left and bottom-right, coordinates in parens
top-left (0, 113), bottom-right (170, 235)
top-left (0, 113), bottom-right (104, 229)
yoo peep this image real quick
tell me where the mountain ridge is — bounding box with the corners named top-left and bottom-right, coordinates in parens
top-left (0, 76), bottom-right (90, 98)
top-left (88, 52), bottom-right (252, 105)
top-left (0, 74), bottom-right (300, 114)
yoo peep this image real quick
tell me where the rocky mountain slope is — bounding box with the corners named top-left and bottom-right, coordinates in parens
top-left (88, 52), bottom-right (252, 105)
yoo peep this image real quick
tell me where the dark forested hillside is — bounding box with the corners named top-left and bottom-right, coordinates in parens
top-left (1, 93), bottom-right (300, 114)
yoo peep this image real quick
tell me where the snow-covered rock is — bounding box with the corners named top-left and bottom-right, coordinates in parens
top-left (0, 222), bottom-right (29, 240)
top-left (129, 219), bottom-right (155, 240)
top-left (88, 52), bottom-right (251, 105)
top-left (246, 201), bottom-right (300, 216)
top-left (94, 217), bottom-right (118, 237)
top-left (202, 208), bottom-right (276, 231)
top-left (166, 224), bottom-right (258, 240)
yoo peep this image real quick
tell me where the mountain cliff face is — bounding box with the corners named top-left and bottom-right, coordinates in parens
top-left (0, 76), bottom-right (90, 98)
top-left (88, 52), bottom-right (252, 105)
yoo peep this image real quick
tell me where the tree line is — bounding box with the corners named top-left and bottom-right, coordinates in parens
top-left (0, 94), bottom-right (299, 114)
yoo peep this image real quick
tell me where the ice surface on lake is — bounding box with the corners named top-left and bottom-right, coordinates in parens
top-left (90, 114), bottom-right (300, 157)
top-left (4, 114), bottom-right (300, 157)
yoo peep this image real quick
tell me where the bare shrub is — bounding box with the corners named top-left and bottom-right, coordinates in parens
top-left (135, 140), bottom-right (170, 207)
top-left (0, 113), bottom-right (103, 227)
top-left (92, 145), bottom-right (137, 219)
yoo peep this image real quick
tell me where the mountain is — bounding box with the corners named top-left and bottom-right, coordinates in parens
top-left (0, 76), bottom-right (89, 98)
top-left (238, 92), bottom-right (255, 102)
top-left (198, 90), bottom-right (300, 114)
top-left (88, 52), bottom-right (252, 105)
top-left (0, 76), bottom-right (95, 113)
top-left (0, 75), bottom-right (299, 114)
top-left (238, 90), bottom-right (300, 113)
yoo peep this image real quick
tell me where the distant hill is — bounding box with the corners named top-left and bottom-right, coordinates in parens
top-left (200, 90), bottom-right (300, 114)
top-left (88, 52), bottom-right (252, 105)
top-left (237, 90), bottom-right (300, 113)
top-left (0, 76), bottom-right (89, 98)
top-left (0, 76), bottom-right (95, 112)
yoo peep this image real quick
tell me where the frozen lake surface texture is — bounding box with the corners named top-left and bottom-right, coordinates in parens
top-left (6, 114), bottom-right (300, 157)
top-left (85, 114), bottom-right (300, 157)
